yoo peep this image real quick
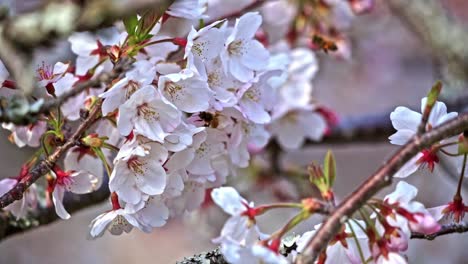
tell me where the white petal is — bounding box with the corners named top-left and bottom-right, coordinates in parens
top-left (89, 211), bottom-right (118, 239)
top-left (390, 106), bottom-right (421, 131)
top-left (135, 163), bottom-right (167, 195)
top-left (68, 171), bottom-right (101, 194)
top-left (52, 187), bottom-right (70, 220)
top-left (229, 58), bottom-right (253, 82)
top-left (393, 154), bottom-right (421, 178)
top-left (389, 129), bottom-right (415, 145)
top-left (241, 40), bottom-right (269, 71)
top-left (211, 187), bottom-right (246, 215)
top-left (235, 12), bottom-right (262, 40)
top-left (385, 181), bottom-right (418, 204)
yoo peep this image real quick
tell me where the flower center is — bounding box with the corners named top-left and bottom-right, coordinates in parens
top-left (137, 103), bottom-right (159, 121)
top-left (228, 40), bottom-right (244, 56)
top-left (127, 156), bottom-right (146, 175)
top-left (125, 80), bottom-right (140, 99)
top-left (416, 148), bottom-right (439, 172)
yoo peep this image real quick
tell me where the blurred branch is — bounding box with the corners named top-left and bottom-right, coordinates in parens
top-left (0, 0), bottom-right (174, 94)
top-left (295, 113), bottom-right (468, 263)
top-left (315, 93), bottom-right (468, 145)
top-left (2, 0), bottom-right (175, 49)
top-left (387, 0), bottom-right (468, 92)
top-left (206, 0), bottom-right (267, 25)
top-left (411, 222), bottom-right (468, 241)
top-left (0, 58), bottom-right (132, 125)
top-left (0, 181), bottom-right (109, 241)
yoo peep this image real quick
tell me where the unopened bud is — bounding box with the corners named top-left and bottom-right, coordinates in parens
top-left (82, 133), bottom-right (107, 148)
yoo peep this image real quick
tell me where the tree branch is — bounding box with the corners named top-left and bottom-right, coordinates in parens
top-left (0, 58), bottom-right (132, 125)
top-left (387, 0), bottom-right (468, 92)
top-left (2, 0), bottom-right (175, 49)
top-left (315, 93), bottom-right (468, 145)
top-left (0, 0), bottom-right (174, 94)
top-left (0, 100), bottom-right (103, 209)
top-left (295, 113), bottom-right (468, 263)
top-left (411, 222), bottom-right (468, 241)
top-left (0, 179), bottom-right (110, 241)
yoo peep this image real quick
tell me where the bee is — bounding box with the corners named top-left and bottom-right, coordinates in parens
top-left (199, 111), bottom-right (219, 128)
top-left (312, 34), bottom-right (338, 53)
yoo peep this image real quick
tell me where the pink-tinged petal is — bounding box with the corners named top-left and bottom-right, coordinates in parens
top-left (52, 187), bottom-right (70, 219)
top-left (390, 106), bottom-right (421, 131)
top-left (428, 205), bottom-right (446, 221)
top-left (393, 154), bottom-right (421, 178)
top-left (409, 214), bottom-right (441, 234)
top-left (211, 187), bottom-right (246, 215)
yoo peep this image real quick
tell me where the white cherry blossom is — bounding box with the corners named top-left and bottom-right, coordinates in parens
top-left (166, 0), bottom-right (207, 20)
top-left (52, 168), bottom-right (101, 219)
top-left (100, 60), bottom-right (157, 115)
top-left (117, 85), bottom-right (181, 142)
top-left (269, 106), bottom-right (327, 149)
top-left (221, 12), bottom-right (270, 82)
top-left (110, 140), bottom-right (168, 204)
top-left (2, 121), bottom-right (47, 148)
top-left (389, 98), bottom-right (458, 178)
top-left (158, 69), bottom-right (213, 113)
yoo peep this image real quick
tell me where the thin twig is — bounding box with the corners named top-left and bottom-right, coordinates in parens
top-left (0, 178), bottom-right (110, 241)
top-left (0, 58), bottom-right (132, 125)
top-left (411, 223), bottom-right (468, 240)
top-left (0, 100), bottom-right (103, 209)
top-left (296, 113), bottom-right (468, 263)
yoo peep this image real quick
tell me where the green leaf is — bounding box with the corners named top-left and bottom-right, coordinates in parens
top-left (323, 150), bottom-right (336, 187)
top-left (135, 5), bottom-right (169, 42)
top-left (123, 15), bottom-right (139, 36)
top-left (426, 81), bottom-right (442, 109)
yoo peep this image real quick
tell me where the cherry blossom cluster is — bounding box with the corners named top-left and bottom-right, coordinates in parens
top-left (5, 1), bottom-right (467, 264)
top-left (0, 0), bottom-right (356, 237)
top-left (209, 171), bottom-right (440, 263)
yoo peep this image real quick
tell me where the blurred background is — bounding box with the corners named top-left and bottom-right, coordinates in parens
top-left (1, 0), bottom-right (468, 263)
